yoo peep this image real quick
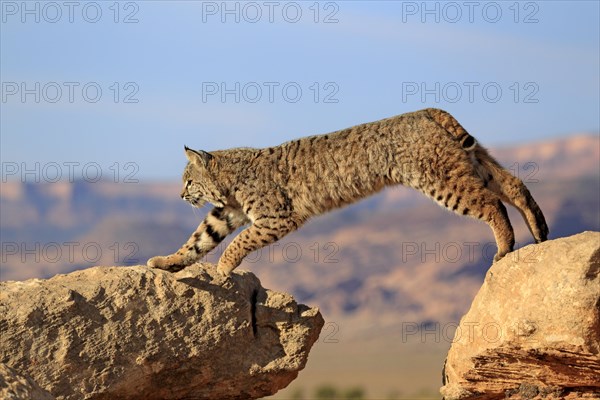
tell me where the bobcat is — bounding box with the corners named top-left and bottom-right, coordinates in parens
top-left (147, 108), bottom-right (548, 277)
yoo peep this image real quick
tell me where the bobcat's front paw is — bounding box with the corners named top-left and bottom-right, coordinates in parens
top-left (216, 263), bottom-right (231, 278)
top-left (213, 263), bottom-right (233, 287)
top-left (217, 261), bottom-right (237, 280)
top-left (147, 255), bottom-right (186, 273)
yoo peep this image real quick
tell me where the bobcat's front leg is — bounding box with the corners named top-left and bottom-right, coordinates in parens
top-left (148, 207), bottom-right (248, 272)
top-left (217, 217), bottom-right (300, 277)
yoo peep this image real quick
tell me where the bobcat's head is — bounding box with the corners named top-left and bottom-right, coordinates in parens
top-left (181, 146), bottom-right (225, 208)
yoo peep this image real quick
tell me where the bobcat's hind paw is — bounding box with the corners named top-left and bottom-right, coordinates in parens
top-left (493, 251), bottom-right (508, 263)
top-left (147, 255), bottom-right (186, 273)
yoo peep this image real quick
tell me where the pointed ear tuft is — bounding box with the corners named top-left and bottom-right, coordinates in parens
top-left (184, 146), bottom-right (213, 166)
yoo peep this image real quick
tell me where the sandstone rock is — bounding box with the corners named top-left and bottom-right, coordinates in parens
top-left (441, 231), bottom-right (600, 399)
top-left (0, 264), bottom-right (324, 400)
top-left (0, 363), bottom-right (55, 400)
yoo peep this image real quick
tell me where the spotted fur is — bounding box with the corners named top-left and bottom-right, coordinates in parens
top-left (147, 108), bottom-right (549, 276)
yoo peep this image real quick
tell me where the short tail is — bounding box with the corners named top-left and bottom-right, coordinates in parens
top-left (425, 108), bottom-right (477, 150)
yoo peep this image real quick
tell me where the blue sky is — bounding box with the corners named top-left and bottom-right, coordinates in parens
top-left (1, 1), bottom-right (599, 180)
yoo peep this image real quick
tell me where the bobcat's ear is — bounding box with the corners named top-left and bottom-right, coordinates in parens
top-left (184, 145), bottom-right (213, 167)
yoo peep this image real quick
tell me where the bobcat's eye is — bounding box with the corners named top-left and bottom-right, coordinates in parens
top-left (186, 179), bottom-right (192, 187)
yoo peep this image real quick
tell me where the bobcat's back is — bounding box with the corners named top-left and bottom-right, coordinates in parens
top-left (218, 109), bottom-right (477, 219)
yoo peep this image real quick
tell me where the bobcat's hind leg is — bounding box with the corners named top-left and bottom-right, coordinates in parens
top-left (148, 206), bottom-right (249, 272)
top-left (427, 176), bottom-right (515, 262)
top-left (473, 148), bottom-right (549, 243)
top-left (485, 198), bottom-right (516, 262)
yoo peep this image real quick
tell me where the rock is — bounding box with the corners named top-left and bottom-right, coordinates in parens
top-left (441, 231), bottom-right (600, 399)
top-left (0, 264), bottom-right (324, 400)
top-left (0, 363), bottom-right (55, 400)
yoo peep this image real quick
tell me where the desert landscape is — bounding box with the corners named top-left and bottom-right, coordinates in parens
top-left (1, 134), bottom-right (598, 398)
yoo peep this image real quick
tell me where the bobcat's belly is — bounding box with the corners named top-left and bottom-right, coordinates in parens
top-left (295, 172), bottom-right (389, 217)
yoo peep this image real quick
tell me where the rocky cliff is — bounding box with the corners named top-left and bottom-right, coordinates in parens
top-left (441, 231), bottom-right (600, 399)
top-left (0, 263), bottom-right (324, 400)
top-left (0, 363), bottom-right (55, 400)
